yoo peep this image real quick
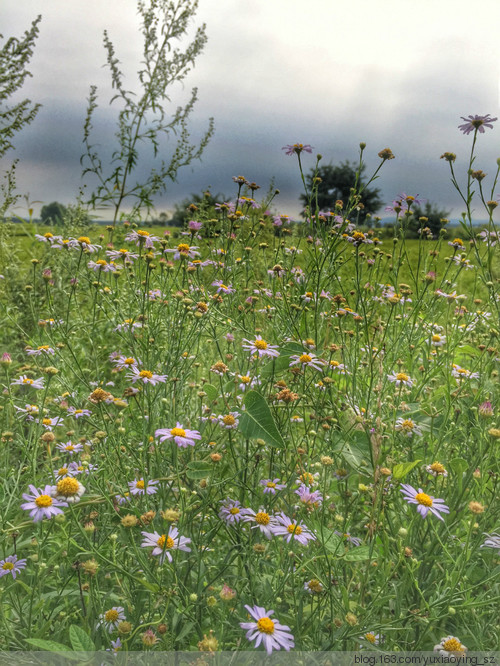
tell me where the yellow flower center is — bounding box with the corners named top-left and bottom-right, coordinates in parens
top-left (171, 427), bottom-right (186, 437)
top-left (56, 477), bottom-right (80, 497)
top-left (44, 232), bottom-right (53, 238)
top-left (256, 617), bottom-right (275, 634)
top-left (119, 248), bottom-right (129, 254)
top-left (287, 523), bottom-right (302, 535)
top-left (2, 562), bottom-right (14, 571)
top-left (139, 370), bottom-right (153, 379)
top-left (35, 494), bottom-right (53, 508)
top-left (300, 472), bottom-right (314, 485)
top-left (365, 633), bottom-right (377, 644)
top-left (222, 415), bottom-right (236, 426)
top-left (266, 481), bottom-right (276, 489)
top-left (74, 409), bottom-right (83, 414)
top-left (430, 462), bottom-right (446, 474)
top-left (177, 243), bottom-right (190, 253)
top-left (137, 230), bottom-right (150, 237)
top-left (96, 259), bottom-right (107, 266)
top-left (396, 372), bottom-right (409, 381)
top-left (305, 292), bottom-right (313, 298)
top-left (38, 345), bottom-right (50, 351)
top-left (23, 378), bottom-right (34, 385)
top-left (78, 236), bottom-right (91, 244)
top-left (58, 467), bottom-right (69, 476)
top-left (353, 231), bottom-right (365, 240)
top-left (415, 492), bottom-right (433, 507)
top-left (104, 609), bottom-right (119, 623)
top-left (240, 376), bottom-right (251, 384)
top-left (124, 358), bottom-right (135, 365)
top-left (254, 339), bottom-right (268, 350)
top-left (401, 419), bottom-right (415, 430)
top-left (432, 334), bottom-right (441, 342)
top-left (65, 445), bottom-right (75, 451)
top-left (330, 360), bottom-right (339, 367)
top-left (136, 480), bottom-right (145, 489)
top-left (42, 418), bottom-right (52, 426)
top-left (299, 354), bottom-right (312, 363)
top-left (255, 511), bottom-right (270, 525)
top-left (442, 638), bottom-right (464, 653)
top-left (452, 238), bottom-right (463, 246)
top-left (229, 507), bottom-right (240, 515)
top-left (157, 534), bottom-right (175, 549)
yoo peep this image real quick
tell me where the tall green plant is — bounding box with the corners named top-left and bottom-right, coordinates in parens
top-left (0, 15), bottom-right (42, 217)
top-left (81, 0), bottom-right (214, 225)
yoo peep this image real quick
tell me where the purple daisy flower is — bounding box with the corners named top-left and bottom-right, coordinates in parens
top-left (0, 555), bottom-right (27, 579)
top-left (141, 527), bottom-right (191, 564)
top-left (282, 143), bottom-right (313, 156)
top-left (21, 484), bottom-right (68, 522)
top-left (400, 484), bottom-right (449, 521)
top-left (219, 499), bottom-right (247, 524)
top-left (242, 508), bottom-right (275, 539)
top-left (260, 478), bottom-right (286, 495)
top-left (155, 423), bottom-right (201, 448)
top-left (240, 604), bottom-right (294, 654)
top-left (271, 512), bottom-right (316, 545)
top-left (128, 479), bottom-right (159, 496)
top-left (458, 114), bottom-right (497, 135)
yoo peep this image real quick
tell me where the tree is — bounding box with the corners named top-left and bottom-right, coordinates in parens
top-left (299, 161), bottom-right (383, 224)
top-left (0, 16), bottom-right (42, 216)
top-left (40, 201), bottom-right (68, 225)
top-left (409, 201), bottom-right (451, 238)
top-left (81, 0), bottom-right (214, 224)
top-left (169, 190), bottom-right (226, 226)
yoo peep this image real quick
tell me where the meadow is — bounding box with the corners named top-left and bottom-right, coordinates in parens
top-left (0, 127), bottom-right (499, 658)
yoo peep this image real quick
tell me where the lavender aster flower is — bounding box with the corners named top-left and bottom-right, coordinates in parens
top-left (400, 484), bottom-right (449, 521)
top-left (271, 512), bottom-right (316, 544)
top-left (141, 527), bottom-right (191, 564)
top-left (458, 114), bottom-right (497, 135)
top-left (219, 499), bottom-right (246, 524)
top-left (0, 555), bottom-right (27, 579)
top-left (155, 423), bottom-right (201, 448)
top-left (240, 604), bottom-right (294, 654)
top-left (480, 532), bottom-right (500, 554)
top-left (21, 484), bottom-right (68, 522)
top-left (260, 478), bottom-right (286, 495)
top-left (282, 143), bottom-right (313, 156)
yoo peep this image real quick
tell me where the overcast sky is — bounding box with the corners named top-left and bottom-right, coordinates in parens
top-left (2, 0), bottom-right (500, 220)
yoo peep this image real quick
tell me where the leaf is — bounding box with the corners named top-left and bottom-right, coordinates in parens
top-left (317, 528), bottom-right (343, 555)
top-left (260, 342), bottom-right (304, 378)
top-left (238, 391), bottom-right (285, 449)
top-left (69, 625), bottom-right (95, 652)
top-left (449, 457), bottom-right (468, 476)
top-left (186, 460), bottom-right (212, 479)
top-left (203, 384), bottom-right (218, 402)
top-left (392, 460), bottom-right (422, 480)
top-left (344, 546), bottom-right (372, 562)
top-left (25, 638), bottom-right (71, 651)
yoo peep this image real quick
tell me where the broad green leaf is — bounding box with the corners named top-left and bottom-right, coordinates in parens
top-left (203, 384), bottom-right (218, 402)
top-left (186, 460), bottom-right (212, 479)
top-left (260, 342), bottom-right (304, 378)
top-left (344, 546), bottom-right (372, 561)
top-left (69, 625), bottom-right (95, 652)
top-left (392, 460), bottom-right (422, 480)
top-left (317, 529), bottom-right (343, 555)
top-left (238, 391), bottom-right (285, 449)
top-left (449, 457), bottom-right (468, 476)
top-left (139, 578), bottom-right (160, 593)
top-left (25, 638), bottom-right (71, 651)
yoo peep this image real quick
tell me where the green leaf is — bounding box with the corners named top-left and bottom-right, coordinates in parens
top-left (203, 384), bottom-right (218, 402)
top-left (344, 546), bottom-right (372, 562)
top-left (317, 528), bottom-right (343, 555)
top-left (392, 460), bottom-right (422, 480)
top-left (186, 460), bottom-right (212, 479)
top-left (449, 457), bottom-right (468, 476)
top-left (238, 391), bottom-right (285, 449)
top-left (25, 638), bottom-right (71, 651)
top-left (260, 342), bottom-right (304, 378)
top-left (69, 625), bottom-right (95, 652)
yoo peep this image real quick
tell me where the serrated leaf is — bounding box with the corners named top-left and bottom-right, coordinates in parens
top-left (25, 638), bottom-right (71, 652)
top-left (392, 460), bottom-right (422, 480)
top-left (344, 546), bottom-right (372, 561)
top-left (69, 625), bottom-right (95, 652)
top-left (203, 384), bottom-right (218, 402)
top-left (238, 391), bottom-right (285, 449)
top-left (186, 460), bottom-right (212, 479)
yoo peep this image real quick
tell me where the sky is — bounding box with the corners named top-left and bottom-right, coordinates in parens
top-left (2, 0), bottom-right (500, 221)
